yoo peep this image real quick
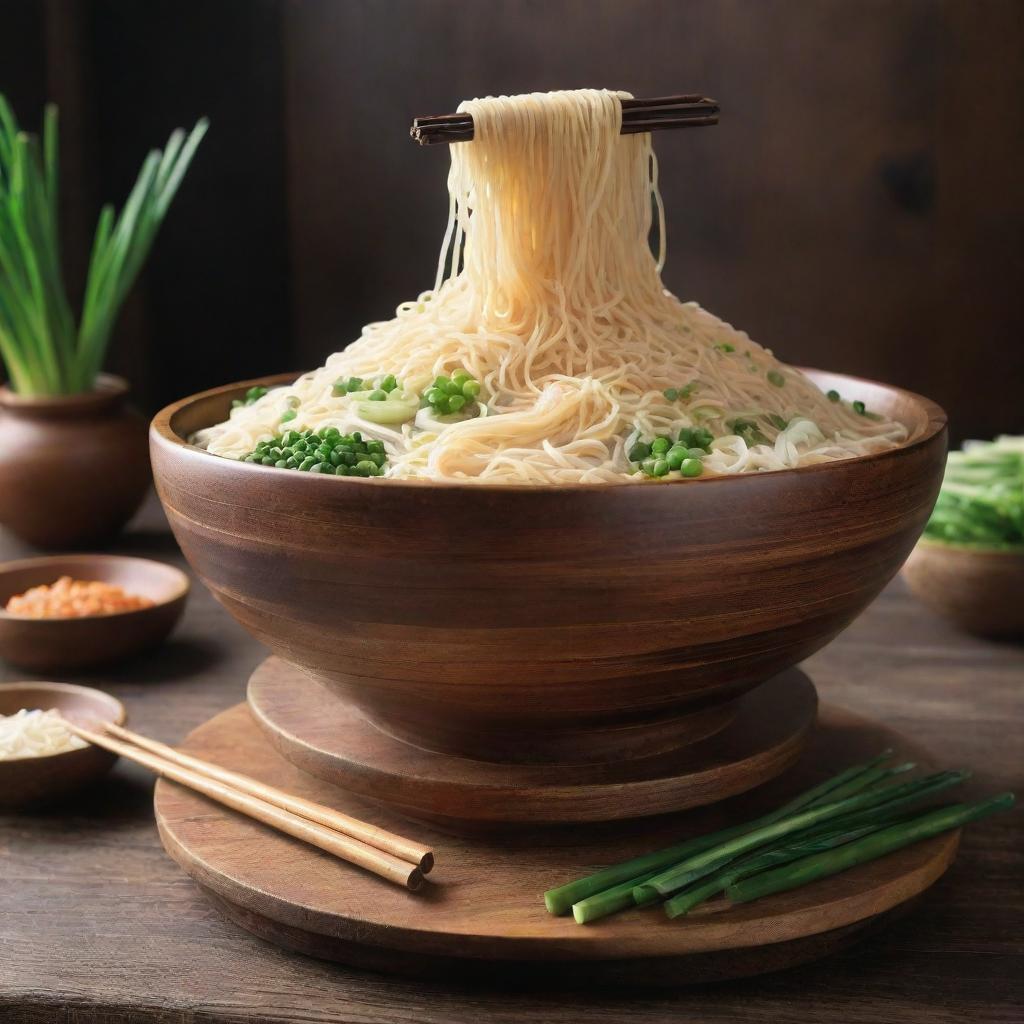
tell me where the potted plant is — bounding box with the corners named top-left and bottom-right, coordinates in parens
top-left (0, 95), bottom-right (206, 548)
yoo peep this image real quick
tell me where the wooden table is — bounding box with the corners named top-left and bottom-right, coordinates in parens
top-left (1, 497), bottom-right (1021, 1023)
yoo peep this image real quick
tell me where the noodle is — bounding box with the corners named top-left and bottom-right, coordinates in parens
top-left (195, 89), bottom-right (908, 483)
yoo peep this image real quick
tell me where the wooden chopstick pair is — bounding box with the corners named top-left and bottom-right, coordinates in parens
top-left (64, 719), bottom-right (432, 891)
top-left (410, 93), bottom-right (720, 146)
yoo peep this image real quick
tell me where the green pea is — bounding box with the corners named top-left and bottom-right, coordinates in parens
top-left (451, 371), bottom-right (470, 387)
top-left (651, 458), bottom-right (670, 477)
top-left (462, 380), bottom-right (481, 398)
top-left (666, 445), bottom-right (687, 471)
top-left (448, 395), bottom-right (467, 413)
top-left (651, 437), bottom-right (671, 454)
top-left (680, 458), bottom-right (704, 478)
top-left (425, 387), bottom-right (444, 405)
top-left (367, 440), bottom-right (385, 454)
top-left (433, 376), bottom-right (450, 391)
top-left (369, 451), bottom-right (386, 467)
top-left (641, 458), bottom-right (657, 476)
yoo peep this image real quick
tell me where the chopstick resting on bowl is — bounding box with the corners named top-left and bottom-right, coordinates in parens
top-left (63, 719), bottom-right (432, 891)
top-left (410, 93), bottom-right (719, 145)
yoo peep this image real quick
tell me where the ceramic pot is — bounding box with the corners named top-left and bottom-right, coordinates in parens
top-left (0, 374), bottom-right (150, 549)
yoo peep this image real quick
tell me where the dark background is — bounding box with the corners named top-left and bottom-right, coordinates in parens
top-left (2, 0), bottom-right (1021, 442)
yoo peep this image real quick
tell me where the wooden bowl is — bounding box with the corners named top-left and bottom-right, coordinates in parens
top-left (0, 680), bottom-right (125, 808)
top-left (0, 555), bottom-right (189, 671)
top-left (151, 370), bottom-right (946, 764)
top-left (902, 540), bottom-right (1024, 639)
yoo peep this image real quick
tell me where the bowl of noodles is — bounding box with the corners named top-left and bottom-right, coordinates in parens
top-left (151, 90), bottom-right (947, 763)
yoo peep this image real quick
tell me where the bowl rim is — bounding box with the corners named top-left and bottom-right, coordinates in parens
top-left (0, 554), bottom-right (190, 623)
top-left (914, 537), bottom-right (1024, 558)
top-left (0, 679), bottom-right (126, 763)
top-left (151, 368), bottom-right (948, 493)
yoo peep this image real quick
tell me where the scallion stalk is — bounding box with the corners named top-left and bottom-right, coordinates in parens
top-left (546, 751), bottom-right (895, 918)
top-left (727, 794), bottom-right (1015, 904)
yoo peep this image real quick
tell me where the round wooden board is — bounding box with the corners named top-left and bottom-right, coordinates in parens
top-left (247, 658), bottom-right (818, 828)
top-left (155, 702), bottom-right (960, 983)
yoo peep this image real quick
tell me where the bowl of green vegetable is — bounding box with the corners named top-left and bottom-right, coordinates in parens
top-left (903, 436), bottom-right (1024, 639)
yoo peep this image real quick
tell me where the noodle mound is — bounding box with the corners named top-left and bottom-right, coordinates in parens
top-left (196, 89), bottom-right (907, 483)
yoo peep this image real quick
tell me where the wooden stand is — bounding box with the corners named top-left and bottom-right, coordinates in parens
top-left (155, 700), bottom-right (959, 984)
top-left (247, 657), bottom-right (818, 830)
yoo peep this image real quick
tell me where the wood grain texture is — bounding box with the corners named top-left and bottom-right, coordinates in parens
top-left (247, 660), bottom-right (816, 827)
top-left (0, 680), bottom-right (125, 809)
top-left (902, 541), bottom-right (1024, 639)
top-left (0, 497), bottom-right (1020, 1022)
top-left (153, 699), bottom-right (958, 979)
top-left (0, 375), bottom-right (151, 549)
top-left (0, 554), bottom-right (189, 671)
top-left (151, 370), bottom-right (945, 765)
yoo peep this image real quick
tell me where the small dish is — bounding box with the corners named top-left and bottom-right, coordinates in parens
top-left (0, 555), bottom-right (189, 671)
top-left (902, 540), bottom-right (1024, 639)
top-left (0, 680), bottom-right (126, 808)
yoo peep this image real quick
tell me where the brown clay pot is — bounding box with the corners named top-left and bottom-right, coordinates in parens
top-left (0, 374), bottom-right (150, 549)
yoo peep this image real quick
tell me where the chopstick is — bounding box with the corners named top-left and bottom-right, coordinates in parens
top-left (410, 93), bottom-right (719, 146)
top-left (101, 721), bottom-right (433, 871)
top-left (64, 721), bottom-right (428, 891)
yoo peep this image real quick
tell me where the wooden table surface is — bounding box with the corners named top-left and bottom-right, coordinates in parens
top-left (1, 497), bottom-right (1021, 1023)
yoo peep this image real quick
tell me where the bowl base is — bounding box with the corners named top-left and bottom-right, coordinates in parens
top-left (247, 657), bottom-right (818, 831)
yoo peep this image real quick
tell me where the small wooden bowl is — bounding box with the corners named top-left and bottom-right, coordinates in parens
top-left (0, 680), bottom-right (126, 808)
top-left (902, 540), bottom-right (1024, 639)
top-left (0, 555), bottom-right (189, 671)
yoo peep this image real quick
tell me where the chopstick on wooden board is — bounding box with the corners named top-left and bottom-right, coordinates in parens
top-left (63, 720), bottom-right (432, 891)
top-left (410, 93), bottom-right (719, 146)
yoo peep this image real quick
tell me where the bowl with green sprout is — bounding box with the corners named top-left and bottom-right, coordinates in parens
top-left (0, 94), bottom-right (206, 548)
top-left (903, 436), bottom-right (1024, 638)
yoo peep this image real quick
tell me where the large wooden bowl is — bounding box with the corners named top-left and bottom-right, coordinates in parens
top-left (151, 370), bottom-right (946, 764)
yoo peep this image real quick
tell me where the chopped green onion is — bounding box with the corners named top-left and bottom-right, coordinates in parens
top-left (827, 389), bottom-right (841, 403)
top-left (663, 387), bottom-right (679, 401)
top-left (852, 400), bottom-right (866, 415)
top-left (232, 385), bottom-right (268, 409)
top-left (767, 370), bottom-right (785, 388)
top-left (714, 343), bottom-right (735, 353)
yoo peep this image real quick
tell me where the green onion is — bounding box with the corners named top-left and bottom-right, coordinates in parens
top-left (242, 428), bottom-right (388, 477)
top-left (727, 794), bottom-right (1015, 904)
top-left (924, 436), bottom-right (1024, 549)
top-left (232, 386), bottom-right (267, 409)
top-left (546, 752), bottom-right (894, 918)
top-left (664, 820), bottom-right (885, 918)
top-left (827, 389), bottom-right (841, 402)
top-left (714, 342), bottom-right (735, 353)
top-left (425, 370), bottom-right (480, 415)
top-left (632, 769), bottom-right (969, 903)
top-left (767, 413), bottom-right (789, 431)
top-left (0, 96), bottom-right (206, 395)
top-left (767, 370), bottom-right (785, 388)
top-left (852, 400), bottom-right (866, 415)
